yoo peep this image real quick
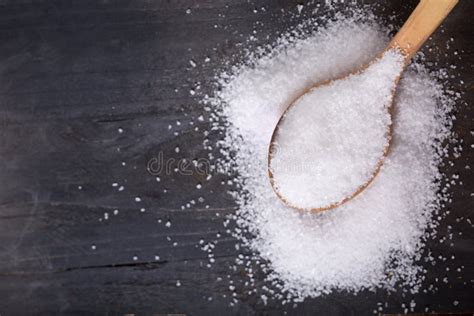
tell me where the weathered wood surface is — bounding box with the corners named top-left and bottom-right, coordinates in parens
top-left (0, 0), bottom-right (472, 315)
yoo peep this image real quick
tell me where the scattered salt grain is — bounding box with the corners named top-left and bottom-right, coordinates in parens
top-left (297, 4), bottom-right (304, 14)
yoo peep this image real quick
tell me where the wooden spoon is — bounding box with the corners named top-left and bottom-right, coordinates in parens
top-left (268, 0), bottom-right (458, 212)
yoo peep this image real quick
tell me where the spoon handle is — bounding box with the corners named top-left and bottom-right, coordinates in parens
top-left (389, 0), bottom-right (458, 61)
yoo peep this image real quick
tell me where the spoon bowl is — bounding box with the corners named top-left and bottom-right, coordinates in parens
top-left (268, 0), bottom-right (458, 212)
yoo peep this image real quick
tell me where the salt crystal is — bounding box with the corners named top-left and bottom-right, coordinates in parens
top-left (297, 4), bottom-right (304, 14)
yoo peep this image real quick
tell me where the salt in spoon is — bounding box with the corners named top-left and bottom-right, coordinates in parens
top-left (268, 0), bottom-right (458, 212)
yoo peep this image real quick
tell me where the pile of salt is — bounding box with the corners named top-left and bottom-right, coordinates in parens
top-left (208, 10), bottom-right (456, 302)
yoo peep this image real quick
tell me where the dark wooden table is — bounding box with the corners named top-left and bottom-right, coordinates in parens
top-left (0, 1), bottom-right (472, 315)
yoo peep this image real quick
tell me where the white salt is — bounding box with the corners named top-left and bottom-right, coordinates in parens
top-left (270, 50), bottom-right (404, 209)
top-left (297, 4), bottom-right (304, 14)
top-left (209, 11), bottom-right (455, 301)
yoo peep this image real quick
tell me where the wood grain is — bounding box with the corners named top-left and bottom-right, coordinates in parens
top-left (0, 0), bottom-right (472, 315)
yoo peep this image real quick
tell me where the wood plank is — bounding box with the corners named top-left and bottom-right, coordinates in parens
top-left (0, 0), bottom-right (472, 314)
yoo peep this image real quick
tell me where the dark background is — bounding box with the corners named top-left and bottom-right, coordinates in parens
top-left (0, 0), bottom-right (472, 315)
